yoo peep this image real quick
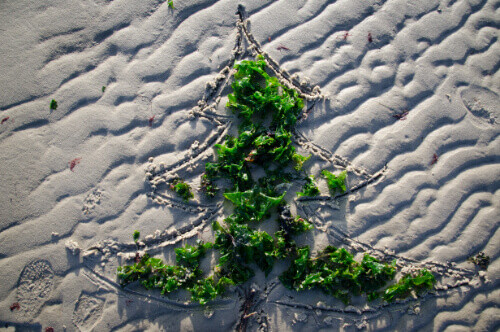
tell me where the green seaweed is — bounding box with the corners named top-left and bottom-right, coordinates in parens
top-left (213, 220), bottom-right (276, 277)
top-left (188, 276), bottom-right (234, 305)
top-left (297, 175), bottom-right (320, 197)
top-left (383, 269), bottom-right (435, 302)
top-left (118, 57), bottom-right (436, 306)
top-left (277, 205), bottom-right (313, 235)
top-left (170, 178), bottom-right (194, 202)
top-left (200, 174), bottom-right (218, 198)
top-left (226, 56), bottom-right (303, 131)
top-left (223, 187), bottom-right (285, 223)
top-left (321, 169), bottom-right (347, 195)
top-left (175, 241), bottom-right (213, 269)
top-left (133, 230), bottom-right (140, 243)
top-left (117, 240), bottom-right (212, 298)
top-left (292, 153), bottom-right (311, 171)
top-left (280, 246), bottom-right (397, 304)
top-left (50, 99), bottom-right (58, 110)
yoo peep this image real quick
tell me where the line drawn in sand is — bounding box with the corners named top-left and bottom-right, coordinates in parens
top-left (81, 5), bottom-right (482, 329)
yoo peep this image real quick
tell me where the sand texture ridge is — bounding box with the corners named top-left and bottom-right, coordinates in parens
top-left (0, 0), bottom-right (499, 331)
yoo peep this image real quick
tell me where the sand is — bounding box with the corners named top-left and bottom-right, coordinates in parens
top-left (0, 0), bottom-right (498, 331)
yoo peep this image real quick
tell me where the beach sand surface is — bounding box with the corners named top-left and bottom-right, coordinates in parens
top-left (0, 0), bottom-right (498, 331)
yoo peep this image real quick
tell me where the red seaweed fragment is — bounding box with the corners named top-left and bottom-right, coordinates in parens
top-left (69, 158), bottom-right (81, 171)
top-left (1, 117), bottom-right (9, 124)
top-left (134, 252), bottom-right (142, 264)
top-left (393, 111), bottom-right (409, 120)
top-left (341, 31), bottom-right (351, 40)
top-left (277, 45), bottom-right (290, 52)
top-left (148, 115), bottom-right (155, 127)
top-left (10, 302), bottom-right (20, 311)
top-left (430, 153), bottom-right (438, 165)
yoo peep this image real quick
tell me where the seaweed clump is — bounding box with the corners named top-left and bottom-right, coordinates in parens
top-left (468, 251), bottom-right (490, 270)
top-left (321, 169), bottom-right (347, 195)
top-left (383, 269), bottom-right (436, 302)
top-left (118, 56), bottom-right (435, 305)
top-left (170, 178), bottom-right (194, 202)
top-left (50, 99), bottom-right (58, 110)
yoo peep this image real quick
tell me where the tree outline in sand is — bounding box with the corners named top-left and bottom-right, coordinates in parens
top-left (82, 7), bottom-right (478, 329)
